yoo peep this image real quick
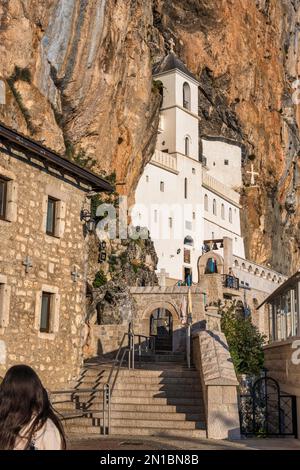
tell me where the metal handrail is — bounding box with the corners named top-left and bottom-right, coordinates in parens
top-left (102, 328), bottom-right (155, 434)
top-left (50, 387), bottom-right (103, 420)
top-left (102, 331), bottom-right (133, 435)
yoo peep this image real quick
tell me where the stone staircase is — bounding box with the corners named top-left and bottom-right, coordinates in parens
top-left (53, 356), bottom-right (207, 438)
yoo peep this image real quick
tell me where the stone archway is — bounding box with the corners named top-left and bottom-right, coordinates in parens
top-left (198, 251), bottom-right (224, 277)
top-left (138, 301), bottom-right (182, 352)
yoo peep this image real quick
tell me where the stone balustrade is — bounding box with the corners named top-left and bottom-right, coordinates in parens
top-left (151, 149), bottom-right (178, 173)
top-left (202, 171), bottom-right (240, 205)
top-left (233, 255), bottom-right (287, 286)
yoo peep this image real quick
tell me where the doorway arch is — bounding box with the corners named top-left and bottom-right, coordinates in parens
top-left (150, 308), bottom-right (173, 351)
top-left (140, 301), bottom-right (181, 352)
top-left (198, 251), bottom-right (224, 277)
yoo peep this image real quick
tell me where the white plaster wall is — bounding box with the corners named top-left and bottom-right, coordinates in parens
top-left (157, 72), bottom-right (176, 109)
top-left (202, 139), bottom-right (242, 188)
top-left (156, 108), bottom-right (176, 154)
top-left (174, 72), bottom-right (199, 114)
top-left (133, 155), bottom-right (204, 283)
top-left (202, 187), bottom-right (244, 257)
top-left (175, 108), bottom-right (199, 159)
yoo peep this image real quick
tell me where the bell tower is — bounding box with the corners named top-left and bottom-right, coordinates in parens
top-left (153, 42), bottom-right (200, 160)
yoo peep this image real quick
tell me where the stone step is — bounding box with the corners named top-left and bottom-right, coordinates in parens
top-left (66, 425), bottom-right (207, 438)
top-left (56, 400), bottom-right (204, 415)
top-left (75, 383), bottom-right (201, 393)
top-left (80, 368), bottom-right (199, 379)
top-left (77, 376), bottom-right (200, 386)
top-left (61, 408), bottom-right (204, 421)
top-left (87, 396), bottom-right (202, 406)
top-left (64, 417), bottom-right (205, 430)
top-left (90, 389), bottom-right (201, 399)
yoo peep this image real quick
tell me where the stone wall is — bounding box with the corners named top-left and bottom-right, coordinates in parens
top-left (198, 272), bottom-right (270, 335)
top-left (90, 286), bottom-right (206, 357)
top-left (192, 329), bottom-right (240, 439)
top-left (264, 339), bottom-right (300, 438)
top-left (0, 143), bottom-right (90, 389)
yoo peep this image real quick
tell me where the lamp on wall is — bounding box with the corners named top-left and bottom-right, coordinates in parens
top-left (80, 209), bottom-right (95, 232)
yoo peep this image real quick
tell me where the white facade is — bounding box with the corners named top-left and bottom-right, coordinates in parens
top-left (202, 138), bottom-right (243, 189)
top-left (133, 54), bottom-right (245, 283)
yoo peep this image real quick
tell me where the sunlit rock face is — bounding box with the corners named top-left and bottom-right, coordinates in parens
top-left (1, 0), bottom-right (300, 274)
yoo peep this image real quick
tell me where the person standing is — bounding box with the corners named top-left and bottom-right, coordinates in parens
top-left (0, 365), bottom-right (66, 450)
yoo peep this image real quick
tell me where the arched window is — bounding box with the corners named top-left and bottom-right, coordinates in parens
top-left (229, 207), bottom-right (232, 223)
top-left (184, 177), bottom-right (188, 199)
top-left (184, 137), bottom-right (190, 156)
top-left (205, 257), bottom-right (218, 274)
top-left (204, 194), bottom-right (208, 211)
top-left (213, 199), bottom-right (217, 216)
top-left (183, 82), bottom-right (191, 110)
top-left (221, 203), bottom-right (225, 220)
top-left (184, 235), bottom-right (194, 246)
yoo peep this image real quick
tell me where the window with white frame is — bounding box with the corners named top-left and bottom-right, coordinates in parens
top-left (204, 194), bottom-right (208, 211)
top-left (183, 82), bottom-right (191, 110)
top-left (35, 286), bottom-right (60, 338)
top-left (44, 195), bottom-right (66, 238)
top-left (184, 137), bottom-right (190, 156)
top-left (0, 174), bottom-right (18, 222)
top-left (221, 203), bottom-right (225, 220)
top-left (213, 199), bottom-right (217, 216)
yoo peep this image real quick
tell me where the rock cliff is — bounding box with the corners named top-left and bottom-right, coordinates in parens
top-left (1, 0), bottom-right (300, 274)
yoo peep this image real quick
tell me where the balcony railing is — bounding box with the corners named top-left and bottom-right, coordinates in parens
top-left (223, 274), bottom-right (239, 290)
top-left (151, 149), bottom-right (178, 172)
top-left (202, 171), bottom-right (240, 205)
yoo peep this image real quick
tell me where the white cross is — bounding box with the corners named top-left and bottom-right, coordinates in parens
top-left (71, 266), bottom-right (80, 283)
top-left (157, 268), bottom-right (169, 287)
top-left (169, 38), bottom-right (175, 53)
top-left (247, 164), bottom-right (259, 186)
top-left (22, 256), bottom-right (33, 274)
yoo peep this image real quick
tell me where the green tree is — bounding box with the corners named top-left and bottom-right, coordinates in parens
top-left (221, 302), bottom-right (266, 376)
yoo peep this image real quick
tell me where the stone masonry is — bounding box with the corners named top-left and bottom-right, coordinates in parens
top-left (0, 126), bottom-right (111, 389)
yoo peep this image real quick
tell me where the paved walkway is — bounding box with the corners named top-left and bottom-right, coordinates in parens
top-left (67, 435), bottom-right (300, 451)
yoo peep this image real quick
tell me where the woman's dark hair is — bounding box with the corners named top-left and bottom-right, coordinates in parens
top-left (0, 365), bottom-right (66, 450)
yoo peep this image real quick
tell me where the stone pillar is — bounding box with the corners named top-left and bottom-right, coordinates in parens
top-left (223, 237), bottom-right (233, 274)
top-left (192, 330), bottom-right (241, 440)
top-left (205, 306), bottom-right (222, 331)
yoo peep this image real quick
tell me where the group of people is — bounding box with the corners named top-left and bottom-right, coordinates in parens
top-left (0, 365), bottom-right (65, 450)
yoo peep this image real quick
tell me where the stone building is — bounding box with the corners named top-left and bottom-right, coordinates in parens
top-left (257, 272), bottom-right (300, 430)
top-left (0, 122), bottom-right (112, 388)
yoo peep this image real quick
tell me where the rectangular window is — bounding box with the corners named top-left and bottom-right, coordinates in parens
top-left (160, 181), bottom-right (164, 192)
top-left (40, 292), bottom-right (52, 333)
top-left (169, 217), bottom-right (173, 228)
top-left (46, 197), bottom-right (57, 236)
top-left (0, 177), bottom-right (7, 220)
top-left (224, 160), bottom-right (229, 165)
top-left (184, 249), bottom-right (191, 264)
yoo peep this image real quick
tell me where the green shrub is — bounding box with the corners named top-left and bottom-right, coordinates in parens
top-left (93, 270), bottom-right (107, 288)
top-left (221, 302), bottom-right (266, 376)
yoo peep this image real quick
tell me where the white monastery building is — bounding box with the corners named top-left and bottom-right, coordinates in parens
top-left (132, 48), bottom-right (274, 287)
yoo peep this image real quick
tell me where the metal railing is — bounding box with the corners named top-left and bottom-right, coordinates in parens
top-left (50, 326), bottom-right (155, 435)
top-left (50, 387), bottom-right (103, 420)
top-left (102, 326), bottom-right (155, 434)
top-left (223, 274), bottom-right (239, 290)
